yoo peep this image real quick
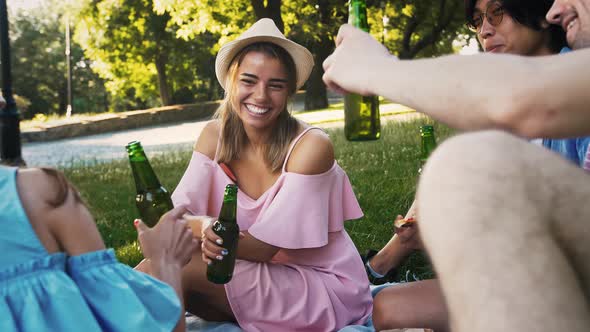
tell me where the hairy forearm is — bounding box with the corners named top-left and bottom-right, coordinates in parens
top-left (371, 49), bottom-right (590, 138)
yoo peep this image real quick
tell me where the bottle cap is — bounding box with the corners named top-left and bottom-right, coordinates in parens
top-left (420, 125), bottom-right (434, 135)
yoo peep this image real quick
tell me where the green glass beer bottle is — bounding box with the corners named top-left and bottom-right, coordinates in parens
top-left (344, 0), bottom-right (381, 141)
top-left (207, 184), bottom-right (239, 284)
top-left (418, 125), bottom-right (437, 174)
top-left (126, 140), bottom-right (173, 227)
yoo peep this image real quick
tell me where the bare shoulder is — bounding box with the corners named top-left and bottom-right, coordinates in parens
top-left (285, 128), bottom-right (335, 175)
top-left (17, 168), bottom-right (58, 210)
top-left (193, 120), bottom-right (220, 160)
top-left (17, 168), bottom-right (105, 255)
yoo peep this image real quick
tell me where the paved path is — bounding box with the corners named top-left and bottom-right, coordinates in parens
top-left (22, 104), bottom-right (418, 168)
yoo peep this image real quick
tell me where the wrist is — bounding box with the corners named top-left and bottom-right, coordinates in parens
top-left (150, 257), bottom-right (182, 279)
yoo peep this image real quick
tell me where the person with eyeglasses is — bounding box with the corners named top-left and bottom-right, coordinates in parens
top-left (467, 0), bottom-right (590, 169)
top-left (356, 0), bottom-right (584, 330)
top-left (323, 0), bottom-right (590, 330)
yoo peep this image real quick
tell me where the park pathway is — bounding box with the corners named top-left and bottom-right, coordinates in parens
top-left (22, 104), bottom-right (419, 168)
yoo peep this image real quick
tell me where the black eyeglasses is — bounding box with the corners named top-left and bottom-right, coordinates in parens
top-left (466, 1), bottom-right (504, 33)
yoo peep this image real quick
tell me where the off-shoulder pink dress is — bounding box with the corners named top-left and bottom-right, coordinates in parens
top-left (172, 127), bottom-right (372, 332)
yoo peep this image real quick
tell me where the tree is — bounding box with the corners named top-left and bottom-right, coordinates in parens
top-left (154, 0), bottom-right (339, 110)
top-left (283, 0), bottom-right (347, 110)
top-left (75, 0), bottom-right (203, 110)
top-left (9, 1), bottom-right (107, 118)
top-left (372, 0), bottom-right (468, 59)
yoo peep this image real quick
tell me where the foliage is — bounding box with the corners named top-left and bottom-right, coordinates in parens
top-left (62, 118), bottom-right (453, 280)
top-left (12, 0), bottom-right (471, 117)
top-left (9, 0), bottom-right (108, 119)
top-left (155, 0), bottom-right (469, 110)
top-left (74, 0), bottom-right (213, 111)
top-left (370, 0), bottom-right (470, 59)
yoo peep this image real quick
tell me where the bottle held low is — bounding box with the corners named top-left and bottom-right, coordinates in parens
top-left (207, 184), bottom-right (239, 284)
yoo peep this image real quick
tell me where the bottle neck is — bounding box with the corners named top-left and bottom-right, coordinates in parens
top-left (420, 134), bottom-right (437, 161)
top-left (219, 187), bottom-right (237, 223)
top-left (348, 0), bottom-right (369, 32)
top-left (129, 151), bottom-right (161, 190)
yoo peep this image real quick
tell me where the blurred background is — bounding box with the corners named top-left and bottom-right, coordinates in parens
top-left (8, 0), bottom-right (479, 121)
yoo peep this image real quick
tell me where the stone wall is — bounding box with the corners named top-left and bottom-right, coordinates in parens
top-left (22, 101), bottom-right (221, 143)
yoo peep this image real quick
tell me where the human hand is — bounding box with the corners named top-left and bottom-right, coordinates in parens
top-left (183, 214), bottom-right (215, 240)
top-left (323, 24), bottom-right (394, 96)
top-left (135, 206), bottom-right (198, 268)
top-left (200, 220), bottom-right (245, 265)
top-left (393, 215), bottom-right (423, 250)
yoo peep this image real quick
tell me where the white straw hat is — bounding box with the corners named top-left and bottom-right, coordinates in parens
top-left (215, 18), bottom-right (314, 91)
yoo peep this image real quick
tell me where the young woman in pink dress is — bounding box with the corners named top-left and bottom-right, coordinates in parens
top-left (170, 18), bottom-right (372, 331)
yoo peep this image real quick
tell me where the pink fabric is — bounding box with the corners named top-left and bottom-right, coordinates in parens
top-left (172, 128), bottom-right (372, 332)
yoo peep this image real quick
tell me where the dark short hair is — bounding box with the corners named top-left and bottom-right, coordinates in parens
top-left (465, 0), bottom-right (567, 52)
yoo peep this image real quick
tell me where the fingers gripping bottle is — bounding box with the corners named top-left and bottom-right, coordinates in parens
top-left (207, 184), bottom-right (239, 284)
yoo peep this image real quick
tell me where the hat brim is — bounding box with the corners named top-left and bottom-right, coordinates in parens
top-left (215, 35), bottom-right (314, 91)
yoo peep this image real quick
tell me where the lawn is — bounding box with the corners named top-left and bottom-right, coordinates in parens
top-left (63, 117), bottom-right (454, 281)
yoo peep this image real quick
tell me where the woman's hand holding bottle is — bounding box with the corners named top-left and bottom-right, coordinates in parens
top-left (135, 206), bottom-right (198, 270)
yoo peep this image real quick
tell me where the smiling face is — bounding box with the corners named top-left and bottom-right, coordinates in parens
top-left (472, 0), bottom-right (553, 55)
top-left (547, 0), bottom-right (590, 49)
top-left (231, 50), bottom-right (290, 132)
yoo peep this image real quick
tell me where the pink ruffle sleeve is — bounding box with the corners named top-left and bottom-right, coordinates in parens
top-left (171, 152), bottom-right (226, 217)
top-left (248, 163), bottom-right (363, 249)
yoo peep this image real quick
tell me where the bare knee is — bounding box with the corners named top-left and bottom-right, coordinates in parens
top-left (422, 130), bottom-right (526, 183)
top-left (372, 290), bottom-right (402, 331)
top-left (417, 130), bottom-right (534, 229)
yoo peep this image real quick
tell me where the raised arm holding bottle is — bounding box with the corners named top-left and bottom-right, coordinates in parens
top-left (324, 0), bottom-right (590, 330)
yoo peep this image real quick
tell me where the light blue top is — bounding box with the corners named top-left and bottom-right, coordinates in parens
top-left (541, 47), bottom-right (590, 169)
top-left (542, 137), bottom-right (590, 168)
top-left (0, 166), bottom-right (180, 332)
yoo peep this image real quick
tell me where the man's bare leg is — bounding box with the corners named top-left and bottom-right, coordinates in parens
top-left (417, 130), bottom-right (590, 332)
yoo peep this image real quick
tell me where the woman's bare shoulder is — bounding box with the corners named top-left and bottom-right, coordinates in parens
top-left (17, 168), bottom-right (105, 255)
top-left (285, 128), bottom-right (334, 175)
top-left (193, 120), bottom-right (220, 160)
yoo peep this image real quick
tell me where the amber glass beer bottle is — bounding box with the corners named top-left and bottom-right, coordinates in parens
top-left (207, 184), bottom-right (239, 284)
top-left (344, 0), bottom-right (381, 141)
top-left (418, 125), bottom-right (437, 174)
top-left (126, 141), bottom-right (173, 227)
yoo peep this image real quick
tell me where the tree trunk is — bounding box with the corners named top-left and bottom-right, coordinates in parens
top-left (304, 0), bottom-right (338, 110)
top-left (251, 0), bottom-right (284, 32)
top-left (304, 37), bottom-right (331, 110)
top-left (399, 0), bottom-right (459, 59)
top-left (155, 53), bottom-right (172, 106)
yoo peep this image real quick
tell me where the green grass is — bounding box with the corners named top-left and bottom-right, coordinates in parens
top-left (62, 118), bottom-right (454, 280)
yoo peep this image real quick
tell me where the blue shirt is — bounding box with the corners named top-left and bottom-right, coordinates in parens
top-left (541, 47), bottom-right (590, 168)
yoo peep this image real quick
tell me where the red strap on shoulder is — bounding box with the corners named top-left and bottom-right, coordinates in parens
top-left (219, 162), bottom-right (238, 184)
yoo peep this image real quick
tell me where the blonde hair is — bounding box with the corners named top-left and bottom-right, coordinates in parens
top-left (214, 42), bottom-right (299, 172)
